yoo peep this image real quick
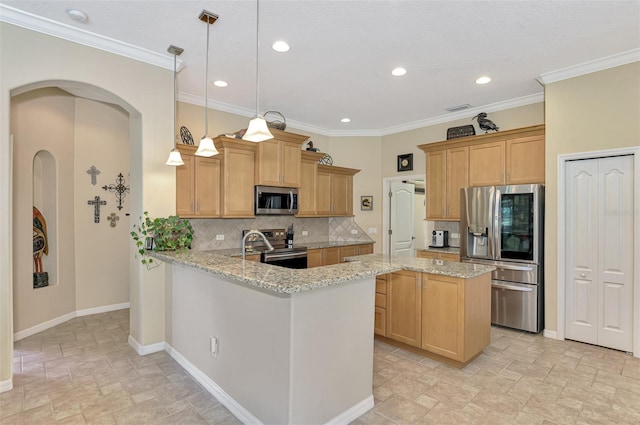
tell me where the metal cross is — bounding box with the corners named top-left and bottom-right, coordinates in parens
top-left (87, 196), bottom-right (107, 223)
top-left (86, 165), bottom-right (101, 185)
top-left (102, 173), bottom-right (130, 211)
top-left (107, 212), bottom-right (120, 228)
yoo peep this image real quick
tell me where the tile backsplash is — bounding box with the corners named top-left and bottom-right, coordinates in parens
top-left (433, 221), bottom-right (461, 247)
top-left (188, 216), bottom-right (371, 251)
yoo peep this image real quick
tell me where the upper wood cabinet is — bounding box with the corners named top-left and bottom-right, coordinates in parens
top-left (297, 151), bottom-right (325, 217)
top-left (216, 137), bottom-right (257, 218)
top-left (469, 141), bottom-right (505, 186)
top-left (505, 135), bottom-right (545, 184)
top-left (176, 145), bottom-right (221, 218)
top-left (426, 147), bottom-right (468, 220)
top-left (316, 165), bottom-right (359, 217)
top-left (254, 129), bottom-right (308, 188)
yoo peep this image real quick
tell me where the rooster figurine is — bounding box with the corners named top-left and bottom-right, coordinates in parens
top-left (472, 112), bottom-right (499, 133)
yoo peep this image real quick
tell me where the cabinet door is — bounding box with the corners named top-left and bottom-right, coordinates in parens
top-left (426, 150), bottom-right (446, 219)
top-left (297, 159), bottom-right (317, 215)
top-left (506, 135), bottom-right (545, 184)
top-left (422, 274), bottom-right (463, 361)
top-left (439, 253), bottom-right (460, 262)
top-left (358, 243), bottom-right (374, 255)
top-left (223, 147), bottom-right (255, 217)
top-left (374, 307), bottom-right (386, 336)
top-left (416, 250), bottom-right (437, 260)
top-left (255, 139), bottom-right (281, 186)
top-left (331, 173), bottom-right (350, 215)
top-left (387, 270), bottom-right (421, 347)
top-left (340, 245), bottom-right (357, 260)
top-left (195, 156), bottom-right (220, 217)
top-left (176, 154), bottom-right (195, 217)
top-left (446, 147), bottom-right (468, 219)
top-left (469, 141), bottom-right (505, 186)
top-left (315, 171), bottom-right (332, 215)
top-left (325, 247), bottom-right (341, 265)
top-left (281, 141), bottom-right (301, 187)
top-left (307, 249), bottom-right (325, 268)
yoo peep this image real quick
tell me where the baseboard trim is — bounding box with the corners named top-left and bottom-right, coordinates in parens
top-left (165, 343), bottom-right (264, 425)
top-left (324, 395), bottom-right (374, 425)
top-left (13, 302), bottom-right (130, 341)
top-left (0, 378), bottom-right (13, 393)
top-left (128, 335), bottom-right (166, 356)
top-left (543, 329), bottom-right (559, 340)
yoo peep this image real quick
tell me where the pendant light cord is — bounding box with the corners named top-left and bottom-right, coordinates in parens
top-left (173, 52), bottom-right (177, 147)
top-left (204, 19), bottom-right (210, 136)
top-left (255, 0), bottom-right (260, 118)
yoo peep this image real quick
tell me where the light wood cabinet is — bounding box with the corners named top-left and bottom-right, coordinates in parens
top-left (216, 137), bottom-right (257, 218)
top-left (416, 250), bottom-right (460, 262)
top-left (255, 129), bottom-right (307, 187)
top-left (387, 270), bottom-right (422, 347)
top-left (297, 151), bottom-right (325, 216)
top-left (469, 141), bottom-right (505, 186)
top-left (325, 247), bottom-right (341, 265)
top-left (307, 243), bottom-right (373, 268)
top-left (505, 135), bottom-right (545, 184)
top-left (426, 147), bottom-right (468, 220)
top-left (307, 248), bottom-right (325, 268)
top-left (339, 243), bottom-right (373, 261)
top-left (374, 274), bottom-right (388, 336)
top-left (315, 165), bottom-right (359, 217)
top-left (176, 145), bottom-right (221, 218)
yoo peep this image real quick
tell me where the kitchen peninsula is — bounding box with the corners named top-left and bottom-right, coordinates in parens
top-left (153, 250), bottom-right (494, 424)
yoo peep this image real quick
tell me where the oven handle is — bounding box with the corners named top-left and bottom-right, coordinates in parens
top-left (263, 252), bottom-right (308, 261)
top-left (491, 281), bottom-right (534, 292)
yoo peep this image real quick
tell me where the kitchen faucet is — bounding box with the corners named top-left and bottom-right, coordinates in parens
top-left (242, 230), bottom-right (274, 261)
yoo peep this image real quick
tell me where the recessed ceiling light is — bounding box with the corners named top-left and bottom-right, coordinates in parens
top-left (214, 80), bottom-right (228, 87)
top-left (475, 76), bottom-right (491, 85)
top-left (272, 41), bottom-right (290, 52)
top-left (66, 8), bottom-right (88, 23)
top-left (341, 118), bottom-right (351, 123)
top-left (391, 67), bottom-right (407, 77)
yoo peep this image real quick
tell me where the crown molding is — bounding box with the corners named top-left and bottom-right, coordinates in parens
top-left (538, 48), bottom-right (640, 85)
top-left (0, 4), bottom-right (182, 71)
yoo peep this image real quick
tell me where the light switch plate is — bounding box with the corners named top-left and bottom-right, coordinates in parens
top-left (368, 227), bottom-right (378, 234)
top-left (350, 229), bottom-right (358, 234)
top-left (302, 230), bottom-right (309, 236)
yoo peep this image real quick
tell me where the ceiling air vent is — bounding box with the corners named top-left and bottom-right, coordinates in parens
top-left (445, 104), bottom-right (471, 112)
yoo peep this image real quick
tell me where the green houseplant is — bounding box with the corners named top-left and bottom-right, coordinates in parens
top-left (130, 211), bottom-right (194, 265)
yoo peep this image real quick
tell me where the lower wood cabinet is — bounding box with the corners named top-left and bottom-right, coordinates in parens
top-left (416, 250), bottom-right (460, 262)
top-left (307, 244), bottom-right (374, 268)
top-left (374, 274), bottom-right (388, 336)
top-left (387, 270), bottom-right (422, 347)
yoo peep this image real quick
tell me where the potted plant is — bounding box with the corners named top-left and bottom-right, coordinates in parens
top-left (130, 211), bottom-right (194, 265)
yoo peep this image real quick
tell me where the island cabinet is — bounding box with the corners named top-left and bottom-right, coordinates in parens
top-left (374, 274), bottom-right (388, 336)
top-left (254, 129), bottom-right (308, 187)
top-left (215, 137), bottom-right (257, 218)
top-left (384, 269), bottom-right (491, 366)
top-left (297, 151), bottom-right (325, 216)
top-left (316, 165), bottom-right (359, 216)
top-left (425, 146), bottom-right (468, 220)
top-left (175, 145), bottom-right (221, 218)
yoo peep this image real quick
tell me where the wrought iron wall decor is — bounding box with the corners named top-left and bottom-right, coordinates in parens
top-left (318, 154), bottom-right (333, 165)
top-left (86, 165), bottom-right (101, 185)
top-left (102, 173), bottom-right (130, 211)
top-left (88, 196), bottom-right (107, 223)
top-left (107, 212), bottom-right (120, 228)
top-left (446, 124), bottom-right (476, 140)
top-left (180, 126), bottom-right (194, 145)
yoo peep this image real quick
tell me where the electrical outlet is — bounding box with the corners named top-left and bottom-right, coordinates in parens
top-left (210, 336), bottom-right (218, 357)
top-left (368, 227), bottom-right (378, 234)
top-left (350, 229), bottom-right (358, 234)
top-left (216, 235), bottom-right (224, 241)
top-left (451, 233), bottom-right (460, 238)
top-left (302, 230), bottom-right (309, 236)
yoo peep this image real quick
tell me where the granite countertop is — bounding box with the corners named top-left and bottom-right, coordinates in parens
top-left (152, 249), bottom-right (494, 295)
top-left (214, 240), bottom-right (375, 258)
top-left (416, 246), bottom-right (460, 254)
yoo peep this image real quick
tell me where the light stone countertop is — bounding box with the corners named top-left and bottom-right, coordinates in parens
top-left (211, 240), bottom-right (375, 258)
top-left (415, 246), bottom-right (461, 254)
top-left (151, 250), bottom-right (494, 295)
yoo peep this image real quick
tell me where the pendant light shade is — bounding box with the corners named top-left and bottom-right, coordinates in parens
top-left (165, 45), bottom-right (184, 166)
top-left (195, 10), bottom-right (219, 157)
top-left (243, 0), bottom-right (273, 142)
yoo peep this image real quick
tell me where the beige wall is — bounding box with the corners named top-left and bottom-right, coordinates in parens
top-left (74, 98), bottom-right (130, 311)
top-left (1, 23), bottom-right (175, 385)
top-left (11, 88), bottom-right (78, 332)
top-left (544, 62), bottom-right (640, 332)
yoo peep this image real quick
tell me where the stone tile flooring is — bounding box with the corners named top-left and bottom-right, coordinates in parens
top-left (1, 309), bottom-right (639, 424)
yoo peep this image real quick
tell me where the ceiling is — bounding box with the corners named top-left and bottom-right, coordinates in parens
top-left (2, 1), bottom-right (639, 136)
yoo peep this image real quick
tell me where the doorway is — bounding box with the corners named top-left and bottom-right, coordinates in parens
top-left (382, 174), bottom-right (426, 256)
top-left (558, 147), bottom-right (639, 357)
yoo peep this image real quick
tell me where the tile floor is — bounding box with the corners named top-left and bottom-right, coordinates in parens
top-left (1, 309), bottom-right (639, 424)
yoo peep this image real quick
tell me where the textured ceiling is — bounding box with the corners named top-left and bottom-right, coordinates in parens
top-left (2, 1), bottom-right (639, 135)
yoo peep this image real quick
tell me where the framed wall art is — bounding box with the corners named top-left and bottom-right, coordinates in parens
top-left (397, 153), bottom-right (413, 172)
top-left (361, 195), bottom-right (373, 211)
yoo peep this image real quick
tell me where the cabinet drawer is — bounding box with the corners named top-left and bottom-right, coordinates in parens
top-left (374, 307), bottom-right (386, 336)
top-left (375, 293), bottom-right (386, 308)
top-left (375, 278), bottom-right (387, 294)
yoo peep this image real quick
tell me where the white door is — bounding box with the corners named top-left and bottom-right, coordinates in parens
top-left (565, 155), bottom-right (634, 352)
top-left (389, 181), bottom-right (414, 257)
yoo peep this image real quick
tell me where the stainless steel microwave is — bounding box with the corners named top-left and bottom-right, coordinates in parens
top-left (255, 186), bottom-right (298, 215)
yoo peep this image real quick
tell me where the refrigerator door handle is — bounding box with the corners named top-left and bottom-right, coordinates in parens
top-left (493, 188), bottom-right (501, 260)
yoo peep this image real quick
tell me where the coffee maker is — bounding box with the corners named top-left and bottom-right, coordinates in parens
top-left (431, 230), bottom-right (449, 248)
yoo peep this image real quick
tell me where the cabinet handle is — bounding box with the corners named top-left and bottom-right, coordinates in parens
top-left (415, 276), bottom-right (419, 290)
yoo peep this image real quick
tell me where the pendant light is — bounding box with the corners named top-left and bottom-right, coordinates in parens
top-left (165, 45), bottom-right (185, 166)
top-left (195, 10), bottom-right (219, 157)
top-left (242, 0), bottom-right (273, 142)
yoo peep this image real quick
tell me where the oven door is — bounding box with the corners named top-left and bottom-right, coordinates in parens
top-left (261, 251), bottom-right (308, 269)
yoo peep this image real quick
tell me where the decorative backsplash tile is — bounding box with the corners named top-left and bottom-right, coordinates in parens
top-left (434, 221), bottom-right (461, 247)
top-left (188, 216), bottom-right (371, 251)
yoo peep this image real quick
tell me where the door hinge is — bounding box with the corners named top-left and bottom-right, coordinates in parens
top-left (388, 191), bottom-right (393, 198)
top-left (388, 229), bottom-right (392, 235)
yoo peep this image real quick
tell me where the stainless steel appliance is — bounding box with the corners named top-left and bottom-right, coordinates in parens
top-left (255, 186), bottom-right (298, 215)
top-left (242, 228), bottom-right (307, 269)
top-left (430, 230), bottom-right (449, 248)
top-left (460, 184), bottom-right (544, 332)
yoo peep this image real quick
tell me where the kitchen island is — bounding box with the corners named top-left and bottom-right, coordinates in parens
top-left (153, 250), bottom-right (493, 425)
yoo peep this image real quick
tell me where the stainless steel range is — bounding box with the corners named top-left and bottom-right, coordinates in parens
top-left (242, 228), bottom-right (308, 269)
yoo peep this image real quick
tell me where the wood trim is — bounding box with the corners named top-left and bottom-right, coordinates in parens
top-left (317, 164), bottom-right (360, 176)
top-left (418, 124), bottom-right (545, 153)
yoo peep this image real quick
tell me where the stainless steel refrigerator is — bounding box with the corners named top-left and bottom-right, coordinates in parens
top-left (460, 184), bottom-right (544, 332)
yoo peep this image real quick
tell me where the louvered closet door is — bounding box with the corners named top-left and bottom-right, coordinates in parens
top-left (565, 155), bottom-right (634, 352)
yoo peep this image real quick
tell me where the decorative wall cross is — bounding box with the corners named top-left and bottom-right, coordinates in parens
top-left (107, 212), bottom-right (120, 228)
top-left (102, 173), bottom-right (130, 211)
top-left (86, 165), bottom-right (101, 185)
top-left (88, 196), bottom-right (107, 223)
